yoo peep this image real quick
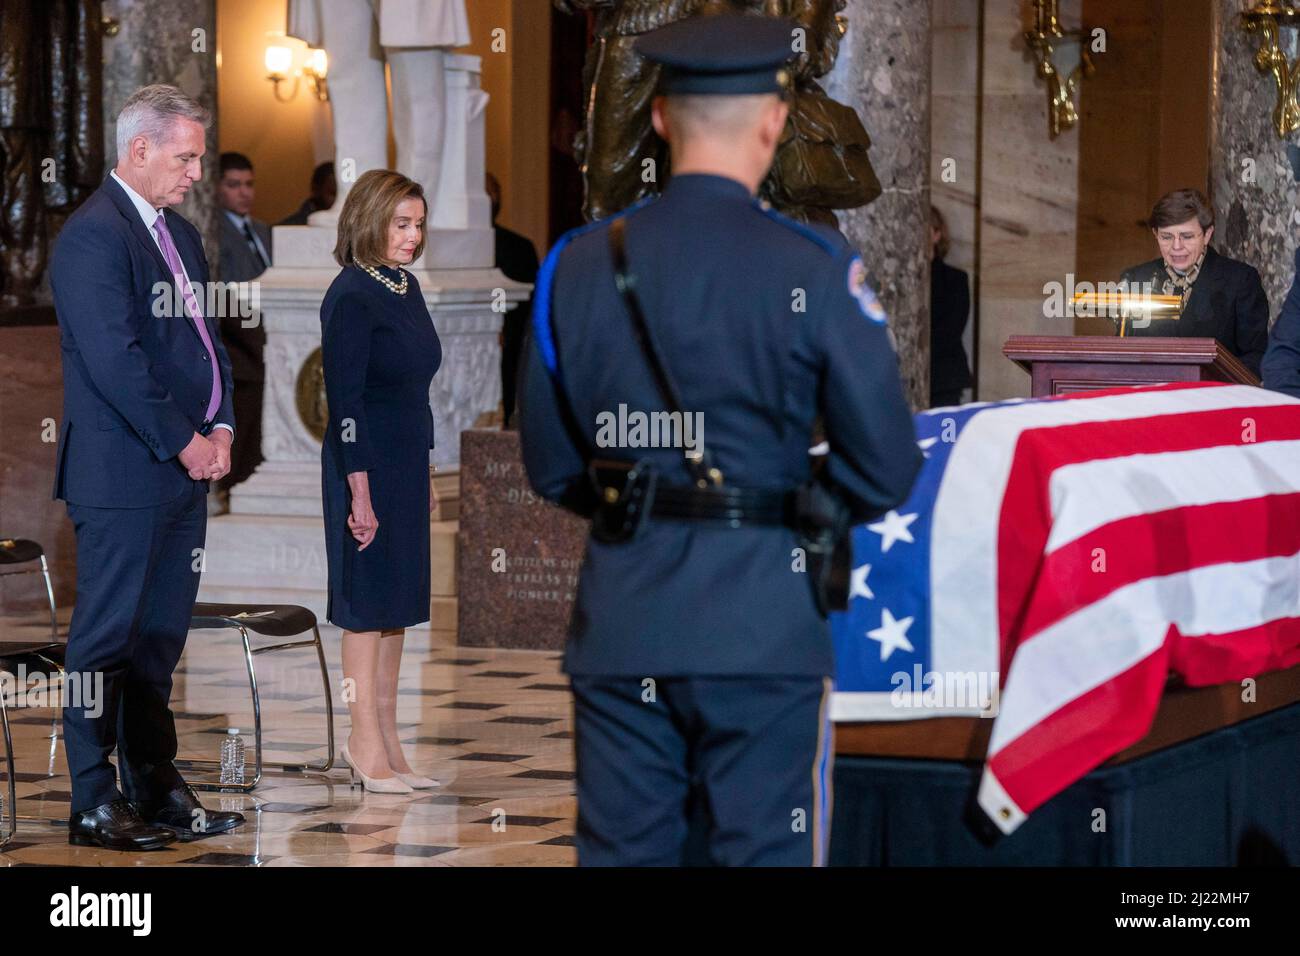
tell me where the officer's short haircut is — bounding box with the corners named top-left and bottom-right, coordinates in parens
top-left (333, 168), bottom-right (427, 268)
top-left (663, 93), bottom-right (780, 141)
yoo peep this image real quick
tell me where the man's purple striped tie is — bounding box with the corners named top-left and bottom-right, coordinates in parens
top-left (152, 211), bottom-right (221, 422)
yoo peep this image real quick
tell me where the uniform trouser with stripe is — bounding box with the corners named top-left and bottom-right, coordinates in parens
top-left (570, 675), bottom-right (833, 866)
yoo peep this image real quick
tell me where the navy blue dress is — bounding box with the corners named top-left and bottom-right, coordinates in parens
top-left (320, 264), bottom-right (442, 631)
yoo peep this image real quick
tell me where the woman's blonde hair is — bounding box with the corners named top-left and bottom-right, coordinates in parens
top-left (333, 169), bottom-right (427, 268)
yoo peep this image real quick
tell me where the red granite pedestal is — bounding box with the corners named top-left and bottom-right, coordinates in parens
top-left (456, 429), bottom-right (586, 650)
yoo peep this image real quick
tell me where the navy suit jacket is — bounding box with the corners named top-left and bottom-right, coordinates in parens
top-left (1262, 246), bottom-right (1300, 399)
top-left (50, 175), bottom-right (236, 507)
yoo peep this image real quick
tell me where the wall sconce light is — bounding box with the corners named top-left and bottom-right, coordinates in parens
top-left (304, 47), bottom-right (329, 102)
top-left (1243, 2), bottom-right (1300, 138)
top-left (265, 33), bottom-right (329, 103)
top-left (1024, 0), bottom-right (1097, 138)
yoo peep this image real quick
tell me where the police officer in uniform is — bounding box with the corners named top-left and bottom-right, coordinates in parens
top-left (519, 12), bottom-right (920, 866)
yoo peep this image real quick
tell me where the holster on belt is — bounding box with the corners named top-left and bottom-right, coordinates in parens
top-left (793, 479), bottom-right (853, 616)
top-left (588, 458), bottom-right (658, 544)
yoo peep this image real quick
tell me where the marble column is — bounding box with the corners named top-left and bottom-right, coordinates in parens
top-left (101, 0), bottom-right (218, 259)
top-left (826, 0), bottom-right (932, 408)
top-left (1209, 1), bottom-right (1297, 320)
top-left (975, 1), bottom-right (1081, 402)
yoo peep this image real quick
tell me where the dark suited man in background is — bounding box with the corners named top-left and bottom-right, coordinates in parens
top-left (49, 84), bottom-right (245, 849)
top-left (1120, 188), bottom-right (1268, 376)
top-left (215, 151), bottom-right (271, 506)
top-left (277, 161), bottom-right (337, 226)
top-left (486, 172), bottom-right (538, 428)
top-left (1262, 248), bottom-right (1300, 399)
top-left (929, 205), bottom-right (972, 407)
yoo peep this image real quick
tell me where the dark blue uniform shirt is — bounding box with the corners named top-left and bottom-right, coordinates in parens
top-left (520, 173), bottom-right (920, 678)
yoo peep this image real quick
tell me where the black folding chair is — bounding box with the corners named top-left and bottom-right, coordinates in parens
top-left (0, 539), bottom-right (59, 642)
top-left (0, 642), bottom-right (66, 845)
top-left (1, 684), bottom-right (13, 847)
top-left (175, 603), bottom-right (335, 792)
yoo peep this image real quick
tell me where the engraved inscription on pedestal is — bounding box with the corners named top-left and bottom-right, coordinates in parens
top-left (457, 430), bottom-right (587, 650)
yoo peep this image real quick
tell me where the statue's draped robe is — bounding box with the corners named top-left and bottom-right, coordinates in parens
top-left (565, 0), bottom-right (879, 225)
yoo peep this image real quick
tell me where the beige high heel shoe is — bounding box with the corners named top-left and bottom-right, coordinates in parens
top-left (341, 744), bottom-right (413, 794)
top-left (393, 771), bottom-right (441, 790)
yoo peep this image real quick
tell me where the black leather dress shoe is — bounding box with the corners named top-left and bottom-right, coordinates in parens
top-left (137, 783), bottom-right (245, 840)
top-left (68, 799), bottom-right (178, 850)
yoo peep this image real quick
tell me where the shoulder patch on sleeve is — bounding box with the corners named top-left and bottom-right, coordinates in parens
top-left (847, 256), bottom-right (888, 325)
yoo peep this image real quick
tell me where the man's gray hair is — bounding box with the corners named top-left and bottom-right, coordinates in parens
top-left (114, 84), bottom-right (211, 160)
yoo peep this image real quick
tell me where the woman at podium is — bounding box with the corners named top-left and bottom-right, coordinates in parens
top-left (1120, 188), bottom-right (1268, 376)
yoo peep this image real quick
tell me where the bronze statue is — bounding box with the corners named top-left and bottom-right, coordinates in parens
top-left (556, 0), bottom-right (879, 226)
top-left (0, 0), bottom-right (104, 308)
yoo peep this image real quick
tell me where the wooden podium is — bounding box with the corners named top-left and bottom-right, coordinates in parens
top-left (1002, 335), bottom-right (1259, 397)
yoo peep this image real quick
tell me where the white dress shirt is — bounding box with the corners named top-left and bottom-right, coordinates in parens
top-left (110, 170), bottom-right (233, 436)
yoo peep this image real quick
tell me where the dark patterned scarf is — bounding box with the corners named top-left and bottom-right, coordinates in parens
top-left (1162, 248), bottom-right (1207, 306)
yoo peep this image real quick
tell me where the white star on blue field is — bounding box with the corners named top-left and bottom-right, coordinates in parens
top-left (830, 400), bottom-right (1027, 699)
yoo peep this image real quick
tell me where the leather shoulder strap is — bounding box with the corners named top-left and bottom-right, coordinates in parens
top-left (608, 217), bottom-right (719, 486)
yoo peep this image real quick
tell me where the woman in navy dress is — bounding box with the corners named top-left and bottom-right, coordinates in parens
top-left (321, 169), bottom-right (442, 793)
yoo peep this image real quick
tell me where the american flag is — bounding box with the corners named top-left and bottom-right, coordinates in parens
top-left (831, 381), bottom-right (1300, 834)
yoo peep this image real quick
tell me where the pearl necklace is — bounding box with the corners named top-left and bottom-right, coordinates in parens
top-left (361, 263), bottom-right (408, 296)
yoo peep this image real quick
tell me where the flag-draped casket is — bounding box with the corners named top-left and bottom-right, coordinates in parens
top-left (832, 382), bottom-right (1300, 833)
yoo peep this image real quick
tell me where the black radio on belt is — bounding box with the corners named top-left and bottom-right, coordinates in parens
top-left (588, 457), bottom-right (658, 543)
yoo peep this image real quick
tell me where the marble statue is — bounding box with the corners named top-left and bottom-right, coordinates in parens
top-left (286, 0), bottom-right (471, 225)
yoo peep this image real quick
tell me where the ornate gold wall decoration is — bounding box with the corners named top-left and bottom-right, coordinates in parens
top-left (1243, 3), bottom-right (1300, 139)
top-left (1024, 0), bottom-right (1097, 139)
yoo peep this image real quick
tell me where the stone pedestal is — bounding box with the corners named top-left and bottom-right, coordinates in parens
top-left (456, 430), bottom-right (586, 650)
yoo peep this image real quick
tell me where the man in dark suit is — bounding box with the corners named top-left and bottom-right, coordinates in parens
top-left (277, 161), bottom-right (336, 226)
top-left (49, 84), bottom-right (245, 850)
top-left (1120, 188), bottom-right (1268, 376)
top-left (486, 172), bottom-right (539, 428)
top-left (216, 151), bottom-right (272, 502)
top-left (1262, 247), bottom-right (1300, 399)
top-left (929, 205), bottom-right (972, 407)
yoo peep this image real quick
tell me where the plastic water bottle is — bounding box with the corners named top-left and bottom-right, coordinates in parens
top-left (219, 728), bottom-right (245, 786)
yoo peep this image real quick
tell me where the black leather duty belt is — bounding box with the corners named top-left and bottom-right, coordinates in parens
top-left (649, 484), bottom-right (795, 527)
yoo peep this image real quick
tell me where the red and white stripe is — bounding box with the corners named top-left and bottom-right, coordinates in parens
top-left (928, 382), bottom-right (1300, 834)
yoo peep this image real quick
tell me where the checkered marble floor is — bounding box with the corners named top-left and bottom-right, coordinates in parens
top-left (1, 613), bottom-right (578, 866)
